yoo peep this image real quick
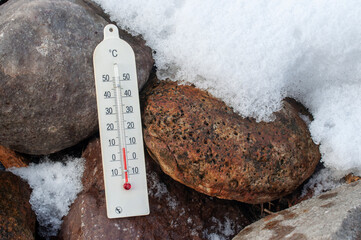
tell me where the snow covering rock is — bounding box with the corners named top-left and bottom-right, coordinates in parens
top-left (0, 0), bottom-right (153, 155)
top-left (233, 181), bottom-right (361, 240)
top-left (60, 138), bottom-right (254, 240)
top-left (94, 0), bottom-right (361, 177)
top-left (142, 79), bottom-right (320, 204)
top-left (0, 171), bottom-right (36, 240)
top-left (9, 157), bottom-right (85, 238)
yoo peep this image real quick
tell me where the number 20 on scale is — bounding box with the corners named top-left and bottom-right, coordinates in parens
top-left (93, 24), bottom-right (149, 218)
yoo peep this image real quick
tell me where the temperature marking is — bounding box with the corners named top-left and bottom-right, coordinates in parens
top-left (93, 24), bottom-right (149, 219)
top-left (113, 63), bottom-right (130, 189)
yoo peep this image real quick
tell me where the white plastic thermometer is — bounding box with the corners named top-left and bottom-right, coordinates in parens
top-left (93, 24), bottom-right (149, 218)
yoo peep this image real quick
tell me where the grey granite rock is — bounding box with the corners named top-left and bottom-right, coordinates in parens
top-left (0, 0), bottom-right (153, 155)
top-left (233, 181), bottom-right (361, 240)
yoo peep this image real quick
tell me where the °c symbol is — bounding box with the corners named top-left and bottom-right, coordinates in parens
top-left (109, 49), bottom-right (118, 57)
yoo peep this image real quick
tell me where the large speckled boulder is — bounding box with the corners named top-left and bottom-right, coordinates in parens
top-left (0, 0), bottom-right (153, 155)
top-left (60, 138), bottom-right (254, 240)
top-left (141, 79), bottom-right (321, 204)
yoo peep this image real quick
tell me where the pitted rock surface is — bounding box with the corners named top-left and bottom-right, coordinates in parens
top-left (141, 79), bottom-right (320, 204)
top-left (0, 0), bottom-right (153, 155)
top-left (0, 171), bottom-right (36, 239)
top-left (60, 138), bottom-right (254, 240)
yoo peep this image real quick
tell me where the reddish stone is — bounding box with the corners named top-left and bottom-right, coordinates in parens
top-left (0, 145), bottom-right (28, 169)
top-left (141, 79), bottom-right (320, 204)
top-left (344, 173), bottom-right (361, 184)
top-left (0, 171), bottom-right (36, 239)
top-left (60, 138), bottom-right (254, 240)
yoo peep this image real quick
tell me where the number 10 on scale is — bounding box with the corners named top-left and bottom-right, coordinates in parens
top-left (93, 24), bottom-right (149, 218)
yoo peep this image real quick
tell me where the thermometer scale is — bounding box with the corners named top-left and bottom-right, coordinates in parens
top-left (93, 24), bottom-right (149, 218)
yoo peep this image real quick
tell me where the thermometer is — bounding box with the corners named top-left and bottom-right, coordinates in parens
top-left (93, 24), bottom-right (149, 218)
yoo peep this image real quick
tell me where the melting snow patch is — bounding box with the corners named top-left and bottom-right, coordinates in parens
top-left (148, 172), bottom-right (168, 198)
top-left (148, 171), bottom-right (178, 209)
top-left (9, 157), bottom-right (85, 238)
top-left (203, 216), bottom-right (238, 240)
top-left (302, 168), bottom-right (342, 197)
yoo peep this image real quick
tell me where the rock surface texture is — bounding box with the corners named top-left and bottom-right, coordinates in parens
top-left (0, 0), bottom-right (153, 155)
top-left (0, 171), bottom-right (36, 240)
top-left (0, 145), bottom-right (27, 168)
top-left (233, 181), bottom-right (361, 240)
top-left (142, 79), bottom-right (321, 204)
top-left (60, 138), bottom-right (254, 240)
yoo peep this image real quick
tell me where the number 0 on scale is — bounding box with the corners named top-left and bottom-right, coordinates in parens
top-left (93, 24), bottom-right (149, 218)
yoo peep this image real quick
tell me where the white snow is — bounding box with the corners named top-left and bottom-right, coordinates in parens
top-left (302, 168), bottom-right (342, 197)
top-left (148, 172), bottom-right (168, 198)
top-left (9, 157), bottom-right (85, 238)
top-left (148, 172), bottom-right (178, 209)
top-left (203, 216), bottom-right (238, 240)
top-left (94, 0), bottom-right (361, 175)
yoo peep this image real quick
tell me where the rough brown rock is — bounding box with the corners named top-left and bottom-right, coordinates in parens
top-left (0, 145), bottom-right (28, 168)
top-left (344, 173), bottom-right (361, 184)
top-left (141, 79), bottom-right (321, 204)
top-left (0, 171), bottom-right (36, 239)
top-left (0, 0), bottom-right (153, 155)
top-left (60, 138), bottom-right (254, 240)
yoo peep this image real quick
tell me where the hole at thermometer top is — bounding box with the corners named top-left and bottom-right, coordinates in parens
top-left (103, 24), bottom-right (120, 39)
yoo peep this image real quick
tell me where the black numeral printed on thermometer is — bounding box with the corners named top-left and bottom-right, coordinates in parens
top-left (104, 91), bottom-right (111, 98)
top-left (107, 123), bottom-right (114, 130)
top-left (123, 73), bottom-right (130, 80)
top-left (127, 122), bottom-right (134, 129)
top-left (129, 137), bottom-right (136, 144)
top-left (125, 106), bottom-right (133, 113)
top-left (124, 90), bottom-right (131, 97)
top-left (102, 74), bottom-right (110, 82)
top-left (105, 107), bottom-right (113, 115)
top-left (109, 138), bottom-right (116, 146)
top-left (111, 168), bottom-right (119, 176)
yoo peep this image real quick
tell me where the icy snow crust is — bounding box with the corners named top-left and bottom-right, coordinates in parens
top-left (95, 0), bottom-right (361, 173)
top-left (9, 157), bottom-right (85, 237)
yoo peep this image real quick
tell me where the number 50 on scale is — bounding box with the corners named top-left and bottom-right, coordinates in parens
top-left (93, 24), bottom-right (149, 218)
